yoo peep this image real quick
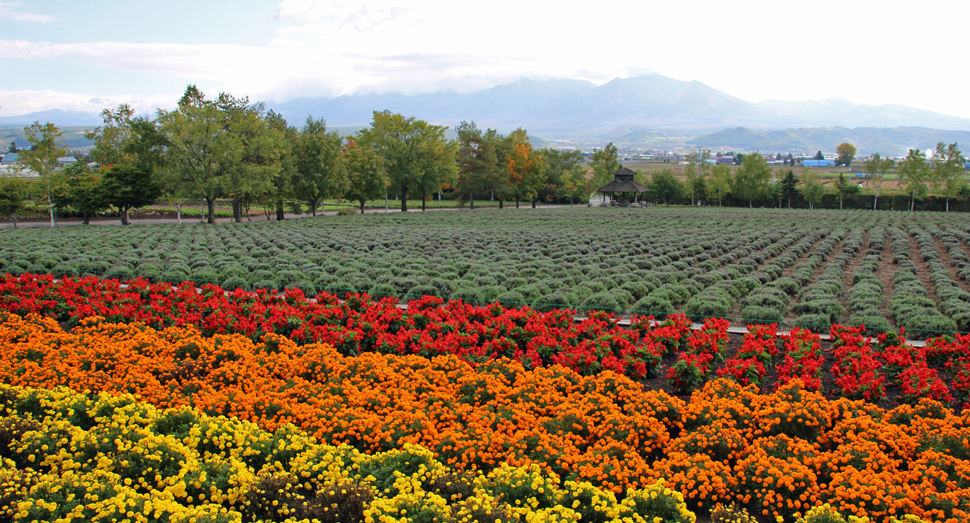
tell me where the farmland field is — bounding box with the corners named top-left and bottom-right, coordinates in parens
top-left (3, 206), bottom-right (970, 339)
top-left (3, 205), bottom-right (970, 523)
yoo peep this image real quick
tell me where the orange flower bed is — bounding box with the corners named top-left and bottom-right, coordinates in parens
top-left (2, 311), bottom-right (970, 522)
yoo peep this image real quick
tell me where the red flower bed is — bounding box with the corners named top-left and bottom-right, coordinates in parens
top-left (0, 273), bottom-right (700, 380)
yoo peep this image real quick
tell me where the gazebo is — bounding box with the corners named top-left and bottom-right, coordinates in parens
top-left (596, 167), bottom-right (650, 206)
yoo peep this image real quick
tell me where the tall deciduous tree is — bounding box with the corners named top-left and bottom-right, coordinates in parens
top-left (0, 174), bottom-right (28, 228)
top-left (709, 164), bottom-right (732, 207)
top-left (342, 139), bottom-right (387, 213)
top-left (157, 86), bottom-right (229, 223)
top-left (932, 142), bottom-right (965, 212)
top-left (649, 168), bottom-right (682, 206)
top-left (59, 161), bottom-right (108, 224)
top-left (590, 143), bottom-right (620, 189)
top-left (836, 143), bottom-right (856, 167)
top-left (455, 121), bottom-right (502, 209)
top-left (85, 104), bottom-right (136, 167)
top-left (543, 149), bottom-right (587, 206)
top-left (213, 94), bottom-right (282, 222)
top-left (292, 116), bottom-right (345, 216)
top-left (158, 86), bottom-right (282, 223)
top-left (731, 153), bottom-right (772, 207)
top-left (800, 171), bottom-right (826, 210)
top-left (503, 128), bottom-right (545, 208)
top-left (863, 153), bottom-right (893, 210)
top-left (356, 111), bottom-right (454, 212)
top-left (100, 164), bottom-right (161, 225)
top-left (898, 148), bottom-right (930, 212)
top-left (834, 173), bottom-right (849, 210)
top-left (16, 122), bottom-right (67, 227)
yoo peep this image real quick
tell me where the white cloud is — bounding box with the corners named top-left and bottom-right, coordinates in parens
top-left (2, 0), bottom-right (970, 120)
top-left (0, 1), bottom-right (59, 23)
top-left (0, 89), bottom-right (176, 116)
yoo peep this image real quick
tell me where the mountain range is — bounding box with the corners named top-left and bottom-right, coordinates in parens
top-left (688, 127), bottom-right (970, 156)
top-left (3, 74), bottom-right (970, 144)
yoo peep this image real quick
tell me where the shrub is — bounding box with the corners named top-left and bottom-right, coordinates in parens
top-left (632, 295), bottom-right (675, 319)
top-left (740, 305), bottom-right (783, 326)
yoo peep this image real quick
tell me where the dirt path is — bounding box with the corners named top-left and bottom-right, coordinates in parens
top-left (838, 231), bottom-right (869, 324)
top-left (907, 231), bottom-right (941, 304)
top-left (876, 235), bottom-right (896, 316)
top-left (783, 234), bottom-right (846, 324)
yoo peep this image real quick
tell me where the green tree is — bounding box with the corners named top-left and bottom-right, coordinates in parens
top-left (157, 86), bottom-right (282, 223)
top-left (932, 142), bottom-right (965, 212)
top-left (836, 143), bottom-right (856, 167)
top-left (85, 104), bottom-right (136, 167)
top-left (356, 111), bottom-right (455, 212)
top-left (262, 110), bottom-right (295, 221)
top-left (157, 86), bottom-right (231, 223)
top-left (814, 150), bottom-right (824, 160)
top-left (731, 152), bottom-right (772, 207)
top-left (16, 122), bottom-right (67, 226)
top-left (342, 139), bottom-right (388, 213)
top-left (541, 148), bottom-right (586, 206)
top-left (898, 149), bottom-right (931, 211)
top-left (863, 153), bottom-right (894, 210)
top-left (6, 141), bottom-right (19, 153)
top-left (455, 121), bottom-right (502, 209)
top-left (649, 168), bottom-right (682, 206)
top-left (59, 161), bottom-right (109, 224)
top-left (292, 116), bottom-right (345, 216)
top-left (100, 164), bottom-right (161, 225)
top-left (800, 171), bottom-right (826, 210)
top-left (834, 173), bottom-right (849, 210)
top-left (0, 174), bottom-right (28, 228)
top-left (709, 164), bottom-right (731, 207)
top-left (780, 169), bottom-right (798, 209)
top-left (684, 150), bottom-right (710, 206)
top-left (590, 143), bottom-right (620, 189)
top-left (214, 94), bottom-right (283, 222)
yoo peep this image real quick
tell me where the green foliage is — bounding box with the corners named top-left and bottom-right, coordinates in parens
top-left (731, 153), bottom-right (772, 207)
top-left (649, 168), bottom-right (683, 206)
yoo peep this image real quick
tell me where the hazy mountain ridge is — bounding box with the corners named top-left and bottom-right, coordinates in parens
top-left (688, 126), bottom-right (970, 156)
top-left (4, 74), bottom-right (970, 143)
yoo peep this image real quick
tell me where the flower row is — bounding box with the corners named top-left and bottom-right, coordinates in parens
top-left (1, 312), bottom-right (969, 522)
top-left (0, 383), bottom-right (698, 523)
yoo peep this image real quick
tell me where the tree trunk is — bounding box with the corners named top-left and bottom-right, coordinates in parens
top-left (515, 197), bottom-right (519, 208)
top-left (360, 200), bottom-right (365, 214)
top-left (401, 182), bottom-right (408, 212)
top-left (275, 201), bottom-right (285, 221)
top-left (48, 195), bottom-right (54, 227)
top-left (311, 198), bottom-right (318, 217)
top-left (82, 213), bottom-right (90, 225)
top-left (232, 200), bottom-right (243, 222)
top-left (947, 198), bottom-right (950, 212)
top-left (176, 203), bottom-right (182, 224)
top-left (840, 196), bottom-right (843, 210)
top-left (207, 198), bottom-right (216, 224)
top-left (470, 190), bottom-right (475, 210)
top-left (499, 199), bottom-right (503, 209)
top-left (873, 192), bottom-right (879, 211)
top-left (421, 189), bottom-right (426, 211)
top-left (532, 198), bottom-right (536, 208)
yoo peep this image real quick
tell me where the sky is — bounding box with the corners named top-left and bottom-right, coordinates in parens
top-left (2, 0), bottom-right (969, 120)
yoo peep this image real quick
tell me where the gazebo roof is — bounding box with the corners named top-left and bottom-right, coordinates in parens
top-left (596, 166), bottom-right (649, 193)
top-left (597, 178), bottom-right (650, 193)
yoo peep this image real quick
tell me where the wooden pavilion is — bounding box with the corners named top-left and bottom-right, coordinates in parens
top-left (596, 167), bottom-right (650, 206)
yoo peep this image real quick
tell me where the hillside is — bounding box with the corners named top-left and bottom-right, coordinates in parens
top-left (688, 126), bottom-right (970, 156)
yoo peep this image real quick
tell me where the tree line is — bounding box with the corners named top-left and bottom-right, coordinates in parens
top-left (0, 86), bottom-right (606, 227)
top-left (0, 86), bottom-right (966, 227)
top-left (647, 142), bottom-right (966, 212)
